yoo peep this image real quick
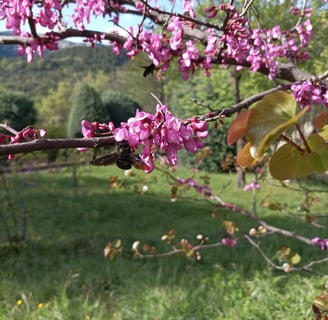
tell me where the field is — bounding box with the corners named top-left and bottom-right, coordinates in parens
top-left (0, 161), bottom-right (327, 320)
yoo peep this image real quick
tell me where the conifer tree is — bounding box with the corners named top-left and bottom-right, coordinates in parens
top-left (0, 92), bottom-right (36, 130)
top-left (101, 91), bottom-right (141, 127)
top-left (67, 83), bottom-right (105, 138)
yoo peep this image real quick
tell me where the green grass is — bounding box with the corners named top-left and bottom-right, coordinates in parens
top-left (0, 163), bottom-right (327, 319)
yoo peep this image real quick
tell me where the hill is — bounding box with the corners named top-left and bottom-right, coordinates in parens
top-left (0, 36), bottom-right (165, 116)
top-left (0, 41), bottom-right (128, 98)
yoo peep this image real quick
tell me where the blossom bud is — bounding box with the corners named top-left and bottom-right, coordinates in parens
top-left (132, 241), bottom-right (140, 251)
top-left (282, 262), bottom-right (291, 273)
top-left (161, 235), bottom-right (168, 242)
top-left (249, 228), bottom-right (257, 237)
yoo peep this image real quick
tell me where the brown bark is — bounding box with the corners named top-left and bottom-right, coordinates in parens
top-left (230, 66), bottom-right (246, 188)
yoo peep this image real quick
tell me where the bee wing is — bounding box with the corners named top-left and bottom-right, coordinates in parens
top-left (92, 153), bottom-right (118, 166)
top-left (129, 154), bottom-right (149, 171)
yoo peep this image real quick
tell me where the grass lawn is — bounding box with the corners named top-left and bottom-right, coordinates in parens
top-left (0, 161), bottom-right (327, 319)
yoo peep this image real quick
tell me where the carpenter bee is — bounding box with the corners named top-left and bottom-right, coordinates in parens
top-left (92, 141), bottom-right (147, 171)
top-left (142, 63), bottom-right (156, 77)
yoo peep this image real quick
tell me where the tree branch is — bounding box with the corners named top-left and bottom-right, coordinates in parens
top-left (212, 195), bottom-right (314, 246)
top-left (245, 234), bottom-right (328, 273)
top-left (0, 7), bottom-right (319, 86)
top-left (0, 136), bottom-right (115, 156)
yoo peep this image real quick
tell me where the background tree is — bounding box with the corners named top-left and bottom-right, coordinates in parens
top-left (67, 83), bottom-right (105, 138)
top-left (102, 54), bottom-right (165, 113)
top-left (0, 91), bottom-right (36, 130)
top-left (101, 91), bottom-right (141, 127)
top-left (37, 81), bottom-right (74, 129)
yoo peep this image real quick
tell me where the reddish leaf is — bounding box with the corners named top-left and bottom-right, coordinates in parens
top-left (314, 111), bottom-right (327, 131)
top-left (236, 141), bottom-right (258, 168)
top-left (227, 109), bottom-right (253, 145)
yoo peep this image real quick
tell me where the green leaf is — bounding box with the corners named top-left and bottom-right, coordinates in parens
top-left (289, 253), bottom-right (301, 265)
top-left (247, 91), bottom-right (307, 159)
top-left (304, 134), bottom-right (328, 173)
top-left (269, 144), bottom-right (314, 180)
top-left (318, 125), bottom-right (328, 140)
top-left (114, 239), bottom-right (122, 249)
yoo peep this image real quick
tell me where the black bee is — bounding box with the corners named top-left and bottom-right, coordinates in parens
top-left (92, 141), bottom-right (147, 170)
top-left (142, 63), bottom-right (156, 77)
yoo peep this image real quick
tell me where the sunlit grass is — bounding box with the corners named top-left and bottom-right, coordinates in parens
top-left (0, 163), bottom-right (327, 319)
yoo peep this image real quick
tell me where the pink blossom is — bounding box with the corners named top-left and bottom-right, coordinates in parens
top-left (80, 103), bottom-right (208, 172)
top-left (204, 6), bottom-right (218, 19)
top-left (3, 127), bottom-right (47, 160)
top-left (183, 0), bottom-right (196, 18)
top-left (177, 177), bottom-right (212, 196)
top-left (114, 127), bottom-right (129, 141)
top-left (183, 139), bottom-right (197, 153)
top-left (291, 80), bottom-right (328, 109)
top-left (135, 1), bottom-right (145, 13)
top-left (221, 238), bottom-right (237, 247)
top-left (243, 182), bottom-right (260, 192)
top-left (81, 120), bottom-right (99, 138)
top-left (312, 237), bottom-right (328, 251)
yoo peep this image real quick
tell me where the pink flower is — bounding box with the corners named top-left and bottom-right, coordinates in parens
top-left (39, 129), bottom-right (47, 138)
top-left (183, 0), bottom-right (196, 18)
top-left (81, 104), bottom-right (209, 173)
top-left (312, 237), bottom-right (328, 251)
top-left (243, 182), bottom-right (260, 192)
top-left (221, 238), bottom-right (237, 247)
top-left (81, 120), bottom-right (98, 138)
top-left (113, 127), bottom-right (129, 141)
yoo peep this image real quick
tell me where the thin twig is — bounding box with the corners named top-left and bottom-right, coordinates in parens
top-left (212, 195), bottom-right (315, 246)
top-left (0, 124), bottom-right (19, 136)
top-left (293, 256), bottom-right (328, 272)
top-left (240, 0), bottom-right (255, 17)
top-left (245, 234), bottom-right (328, 273)
top-left (132, 241), bottom-right (226, 259)
top-left (280, 134), bottom-right (304, 153)
top-left (245, 235), bottom-right (284, 270)
top-left (290, 0), bottom-right (309, 32)
top-left (296, 124), bottom-right (311, 153)
top-left (190, 98), bottom-right (215, 112)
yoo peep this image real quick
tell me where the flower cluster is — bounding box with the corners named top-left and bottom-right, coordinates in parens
top-left (177, 177), bottom-right (212, 197)
top-left (221, 238), bottom-right (237, 247)
top-left (243, 182), bottom-right (260, 192)
top-left (0, 0), bottom-right (62, 61)
top-left (81, 105), bottom-right (208, 173)
top-left (0, 127), bottom-right (47, 160)
top-left (0, 0), bottom-right (33, 35)
top-left (1, 0), bottom-right (326, 113)
top-left (312, 237), bottom-right (328, 251)
top-left (73, 0), bottom-right (107, 29)
top-left (17, 32), bottom-right (60, 62)
top-left (0, 0), bottom-right (123, 61)
top-left (0, 1), bottom-right (314, 78)
top-left (112, 3), bottom-right (313, 81)
top-left (291, 79), bottom-right (328, 109)
top-left (215, 5), bottom-right (312, 79)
